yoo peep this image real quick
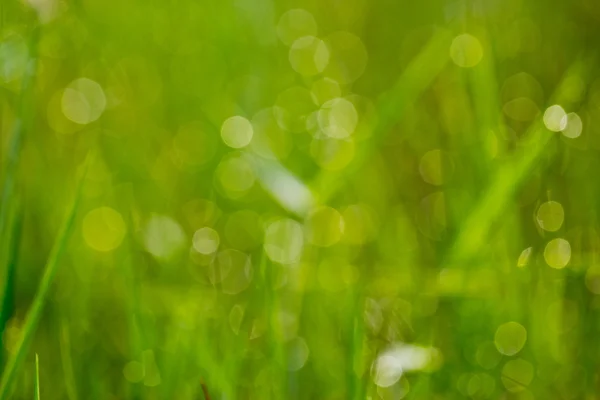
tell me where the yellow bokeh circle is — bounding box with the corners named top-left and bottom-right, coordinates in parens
top-left (82, 206), bottom-right (126, 252)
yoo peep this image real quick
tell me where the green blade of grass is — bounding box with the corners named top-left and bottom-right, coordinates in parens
top-left (446, 56), bottom-right (595, 266)
top-left (0, 153), bottom-right (91, 400)
top-left (0, 28), bottom-right (40, 365)
top-left (0, 198), bottom-right (22, 370)
top-left (349, 291), bottom-right (365, 400)
top-left (466, 28), bottom-right (505, 175)
top-left (251, 156), bottom-right (316, 218)
top-left (200, 382), bottom-right (210, 400)
top-left (311, 28), bottom-right (453, 204)
top-left (0, 26), bottom-right (39, 241)
top-left (58, 318), bottom-right (77, 400)
top-left (113, 184), bottom-right (144, 400)
top-left (34, 354), bottom-right (39, 400)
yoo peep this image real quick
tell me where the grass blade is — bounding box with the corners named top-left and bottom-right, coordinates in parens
top-left (0, 154), bottom-right (91, 399)
top-left (0, 198), bottom-right (22, 369)
top-left (311, 28), bottom-right (453, 204)
top-left (0, 28), bottom-right (40, 366)
top-left (0, 27), bottom-right (39, 240)
top-left (59, 318), bottom-right (77, 400)
top-left (200, 380), bottom-right (211, 400)
top-left (446, 56), bottom-right (595, 265)
top-left (34, 354), bottom-right (39, 400)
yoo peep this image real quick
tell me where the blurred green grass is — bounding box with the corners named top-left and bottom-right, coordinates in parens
top-left (2, 0), bottom-right (600, 399)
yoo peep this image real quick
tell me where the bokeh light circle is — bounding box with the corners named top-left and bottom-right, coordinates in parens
top-left (289, 36), bottom-right (329, 76)
top-left (61, 77), bottom-right (106, 124)
top-left (494, 321), bottom-right (527, 356)
top-left (192, 227), bottom-right (220, 255)
top-left (536, 201), bottom-right (564, 232)
top-left (82, 207), bottom-right (126, 252)
top-left (544, 238), bottom-right (571, 269)
top-left (264, 218), bottom-right (304, 264)
top-left (221, 116), bottom-right (254, 148)
top-left (543, 105), bottom-right (567, 132)
top-left (323, 31), bottom-right (368, 84)
top-left (450, 34), bottom-right (483, 68)
top-left (304, 206), bottom-right (345, 247)
top-left (277, 9), bottom-right (318, 46)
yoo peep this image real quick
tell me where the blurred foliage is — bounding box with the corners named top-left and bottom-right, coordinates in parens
top-left (2, 0), bottom-right (600, 398)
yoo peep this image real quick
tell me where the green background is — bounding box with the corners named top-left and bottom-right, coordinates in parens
top-left (1, 0), bottom-right (600, 398)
